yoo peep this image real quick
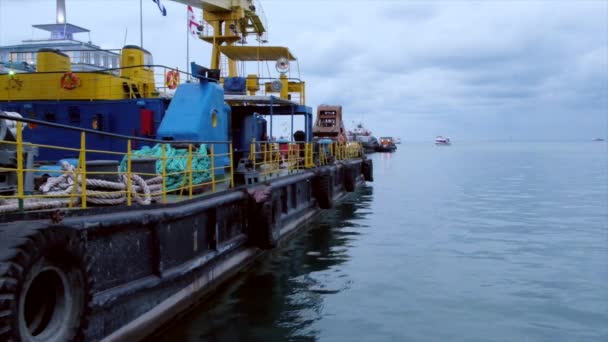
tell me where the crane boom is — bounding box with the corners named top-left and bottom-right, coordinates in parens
top-left (168, 0), bottom-right (267, 75)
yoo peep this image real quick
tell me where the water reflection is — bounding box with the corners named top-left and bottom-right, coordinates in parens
top-left (152, 186), bottom-right (374, 342)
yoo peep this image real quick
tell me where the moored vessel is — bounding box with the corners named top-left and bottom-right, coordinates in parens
top-left (376, 137), bottom-right (397, 152)
top-left (0, 1), bottom-right (373, 341)
top-left (349, 122), bottom-right (378, 154)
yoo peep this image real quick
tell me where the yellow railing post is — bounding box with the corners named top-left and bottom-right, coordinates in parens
top-left (80, 132), bottom-right (87, 208)
top-left (229, 143), bottom-right (234, 188)
top-left (210, 145), bottom-right (216, 192)
top-left (161, 143), bottom-right (167, 204)
top-left (307, 143), bottom-right (315, 168)
top-left (126, 139), bottom-right (132, 206)
top-left (15, 122), bottom-right (24, 212)
top-left (249, 140), bottom-right (255, 162)
top-left (188, 144), bottom-right (193, 198)
top-left (263, 143), bottom-right (268, 164)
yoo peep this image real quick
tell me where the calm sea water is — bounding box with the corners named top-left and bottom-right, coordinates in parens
top-left (154, 142), bottom-right (608, 342)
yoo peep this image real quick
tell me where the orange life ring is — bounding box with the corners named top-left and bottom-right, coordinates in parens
top-left (166, 70), bottom-right (180, 89)
top-left (60, 72), bottom-right (80, 90)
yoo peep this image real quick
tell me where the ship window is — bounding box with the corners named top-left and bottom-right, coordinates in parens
top-left (211, 109), bottom-right (218, 128)
top-left (319, 118), bottom-right (335, 127)
top-left (23, 52), bottom-right (33, 64)
top-left (82, 51), bottom-right (90, 64)
top-left (68, 106), bottom-right (81, 124)
top-left (94, 53), bottom-right (101, 66)
top-left (143, 53), bottom-right (153, 69)
top-left (44, 112), bottom-right (56, 122)
top-left (65, 51), bottom-right (74, 62)
top-left (102, 55), bottom-right (108, 67)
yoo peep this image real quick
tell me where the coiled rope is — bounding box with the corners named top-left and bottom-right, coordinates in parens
top-left (0, 161), bottom-right (159, 214)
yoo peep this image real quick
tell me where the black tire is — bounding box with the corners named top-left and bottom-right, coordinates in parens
top-left (344, 165), bottom-right (356, 192)
top-left (313, 172), bottom-right (333, 209)
top-left (0, 227), bottom-right (93, 342)
top-left (362, 159), bottom-right (373, 182)
top-left (248, 198), bottom-right (279, 249)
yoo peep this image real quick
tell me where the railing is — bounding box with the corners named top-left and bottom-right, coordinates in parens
top-left (0, 115), bottom-right (363, 215)
top-left (0, 116), bottom-right (233, 214)
top-left (248, 140), bottom-right (363, 176)
top-left (154, 66), bottom-right (199, 94)
top-left (223, 76), bottom-right (306, 105)
top-left (0, 64), bottom-right (195, 101)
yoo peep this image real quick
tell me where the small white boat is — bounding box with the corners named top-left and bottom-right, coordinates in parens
top-left (435, 136), bottom-right (451, 145)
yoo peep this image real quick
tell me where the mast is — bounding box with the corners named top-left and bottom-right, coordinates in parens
top-left (57, 0), bottom-right (66, 23)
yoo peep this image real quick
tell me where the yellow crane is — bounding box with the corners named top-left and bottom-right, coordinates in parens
top-left (169, 1), bottom-right (304, 103)
top-left (169, 0), bottom-right (266, 76)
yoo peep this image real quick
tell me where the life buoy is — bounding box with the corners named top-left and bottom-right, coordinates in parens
top-left (166, 70), bottom-right (180, 89)
top-left (60, 72), bottom-right (80, 90)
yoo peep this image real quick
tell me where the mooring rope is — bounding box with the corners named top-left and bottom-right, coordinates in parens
top-left (0, 161), bottom-right (160, 213)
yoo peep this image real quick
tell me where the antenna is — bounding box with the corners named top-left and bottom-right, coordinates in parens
top-left (123, 27), bottom-right (128, 47)
top-left (57, 0), bottom-right (66, 24)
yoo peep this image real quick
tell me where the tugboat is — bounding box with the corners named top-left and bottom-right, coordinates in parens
top-left (0, 1), bottom-right (373, 341)
top-left (376, 137), bottom-right (397, 152)
top-left (435, 136), bottom-right (451, 145)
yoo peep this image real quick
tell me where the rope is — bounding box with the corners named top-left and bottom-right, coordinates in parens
top-left (0, 161), bottom-right (158, 214)
top-left (119, 143), bottom-right (211, 191)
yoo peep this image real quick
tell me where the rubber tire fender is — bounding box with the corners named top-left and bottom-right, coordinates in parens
top-left (248, 198), bottom-right (279, 249)
top-left (362, 159), bottom-right (374, 182)
top-left (0, 226), bottom-right (93, 342)
top-left (343, 165), bottom-right (356, 192)
top-left (313, 171), bottom-right (333, 209)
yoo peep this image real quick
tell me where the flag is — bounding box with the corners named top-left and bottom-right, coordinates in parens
top-left (152, 0), bottom-right (167, 16)
top-left (188, 5), bottom-right (199, 36)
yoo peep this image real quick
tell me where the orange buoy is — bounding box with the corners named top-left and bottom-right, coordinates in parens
top-left (60, 72), bottom-right (80, 90)
top-left (165, 70), bottom-right (180, 90)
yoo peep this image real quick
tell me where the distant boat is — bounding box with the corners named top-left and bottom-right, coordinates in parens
top-left (394, 137), bottom-right (402, 144)
top-left (435, 136), bottom-right (451, 145)
top-left (376, 137), bottom-right (397, 152)
top-left (592, 138), bottom-right (605, 142)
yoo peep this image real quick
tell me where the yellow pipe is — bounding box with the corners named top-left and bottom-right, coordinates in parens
top-left (80, 132), bottom-right (87, 208)
top-left (210, 145), bottom-right (216, 193)
top-left (126, 140), bottom-right (132, 206)
top-left (15, 122), bottom-right (24, 211)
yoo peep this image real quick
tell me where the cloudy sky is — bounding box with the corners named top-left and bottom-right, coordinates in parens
top-left (0, 0), bottom-right (606, 141)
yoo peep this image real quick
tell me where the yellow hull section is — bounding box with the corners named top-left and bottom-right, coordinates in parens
top-left (0, 72), bottom-right (154, 101)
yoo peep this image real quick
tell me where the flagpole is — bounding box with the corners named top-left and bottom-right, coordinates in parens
top-left (139, 0), bottom-right (143, 48)
top-left (186, 5), bottom-right (190, 80)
